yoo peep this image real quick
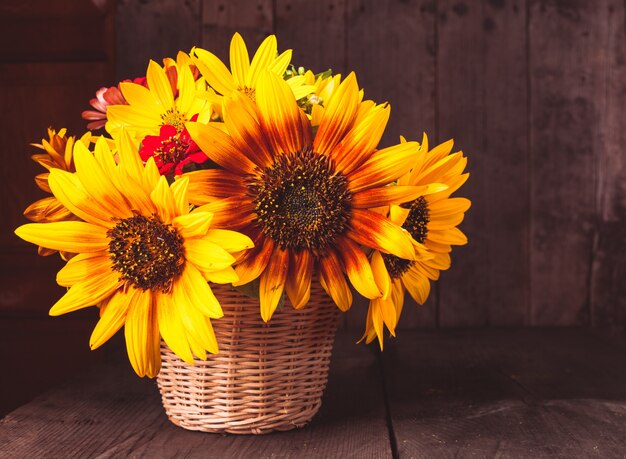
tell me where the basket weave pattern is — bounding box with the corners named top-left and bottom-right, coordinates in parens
top-left (156, 281), bottom-right (340, 434)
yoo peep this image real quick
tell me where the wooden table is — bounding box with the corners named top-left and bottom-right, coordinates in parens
top-left (1, 329), bottom-right (625, 458)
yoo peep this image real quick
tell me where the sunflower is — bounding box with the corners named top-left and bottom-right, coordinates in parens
top-left (361, 134), bottom-right (470, 349)
top-left (192, 33), bottom-right (312, 117)
top-left (15, 135), bottom-right (254, 377)
top-left (105, 52), bottom-right (212, 143)
top-left (82, 53), bottom-right (202, 131)
top-left (184, 71), bottom-right (434, 321)
top-left (24, 128), bottom-right (95, 259)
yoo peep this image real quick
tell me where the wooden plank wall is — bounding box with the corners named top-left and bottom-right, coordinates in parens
top-left (0, 0), bottom-right (117, 416)
top-left (113, 0), bottom-right (626, 331)
top-left (77, 0), bottom-right (626, 331)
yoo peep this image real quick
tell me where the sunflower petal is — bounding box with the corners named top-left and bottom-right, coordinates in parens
top-left (48, 169), bottom-right (116, 227)
top-left (233, 236), bottom-right (275, 286)
top-left (259, 247), bottom-right (289, 322)
top-left (56, 251), bottom-right (111, 287)
top-left (348, 141), bottom-right (420, 192)
top-left (332, 103), bottom-right (390, 174)
top-left (429, 197), bottom-right (472, 216)
top-left (172, 211), bottom-right (213, 239)
top-left (371, 250), bottom-right (391, 300)
top-left (195, 197), bottom-right (255, 230)
top-left (256, 71), bottom-right (305, 154)
top-left (268, 49), bottom-right (292, 77)
top-left (23, 196), bottom-right (72, 223)
top-left (185, 121), bottom-right (256, 174)
top-left (182, 264), bottom-right (223, 318)
top-left (193, 48), bottom-right (236, 95)
top-left (175, 62), bottom-right (197, 114)
top-left (16, 221), bottom-right (109, 253)
top-left (147, 60), bottom-right (174, 107)
top-left (428, 227), bottom-right (468, 245)
top-left (402, 267), bottom-right (431, 305)
top-left (125, 290), bottom-right (161, 377)
top-left (370, 299), bottom-right (385, 350)
top-left (157, 291), bottom-right (194, 364)
top-left (347, 209), bottom-right (416, 260)
top-left (223, 92), bottom-right (274, 167)
top-left (319, 249), bottom-right (352, 311)
top-left (247, 35), bottom-right (277, 87)
top-left (352, 185), bottom-right (439, 209)
top-left (338, 237), bottom-right (381, 299)
top-left (313, 72), bottom-right (360, 156)
top-left (90, 287), bottom-right (135, 350)
top-left (150, 176), bottom-right (177, 222)
top-left (183, 169), bottom-right (246, 206)
top-left (173, 281), bottom-right (218, 356)
top-left (118, 81), bottom-right (159, 108)
top-left (185, 238), bottom-right (236, 272)
top-left (285, 250), bottom-right (313, 309)
top-left (170, 175), bottom-right (190, 216)
top-left (230, 32), bottom-right (250, 86)
top-left (202, 229), bottom-right (254, 253)
top-left (204, 266), bottom-right (239, 284)
top-left (49, 270), bottom-right (120, 316)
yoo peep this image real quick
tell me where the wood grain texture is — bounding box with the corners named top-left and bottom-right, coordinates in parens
top-left (275, 0), bottom-right (346, 75)
top-left (383, 329), bottom-right (626, 458)
top-left (3, 329), bottom-right (625, 457)
top-left (0, 0), bottom-right (114, 63)
top-left (116, 0), bottom-right (201, 80)
top-left (589, 1), bottom-right (626, 333)
top-left (345, 0), bottom-right (439, 329)
top-left (0, 0), bottom-right (115, 315)
top-left (437, 0), bottom-right (529, 327)
top-left (0, 332), bottom-right (392, 458)
top-left (200, 0), bottom-right (273, 63)
top-left (0, 317), bottom-right (105, 418)
top-left (528, 0), bottom-right (607, 326)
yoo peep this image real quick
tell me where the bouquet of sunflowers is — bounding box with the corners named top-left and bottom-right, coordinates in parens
top-left (16, 34), bottom-right (469, 389)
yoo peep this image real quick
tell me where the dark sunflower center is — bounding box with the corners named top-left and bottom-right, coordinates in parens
top-left (107, 214), bottom-right (185, 292)
top-left (383, 197), bottom-right (430, 278)
top-left (248, 148), bottom-right (352, 253)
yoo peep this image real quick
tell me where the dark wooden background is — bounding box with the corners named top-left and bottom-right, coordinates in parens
top-left (1, 0), bottom-right (625, 415)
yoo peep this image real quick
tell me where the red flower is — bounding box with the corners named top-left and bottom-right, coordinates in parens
top-left (139, 124), bottom-right (207, 176)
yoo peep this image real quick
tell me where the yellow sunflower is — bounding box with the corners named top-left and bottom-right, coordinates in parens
top-left (192, 33), bottom-right (312, 116)
top-left (105, 52), bottom-right (213, 142)
top-left (15, 135), bottom-right (253, 377)
top-left (184, 71), bottom-right (433, 321)
top-left (361, 134), bottom-right (470, 348)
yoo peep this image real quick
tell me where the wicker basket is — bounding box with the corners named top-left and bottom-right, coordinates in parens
top-left (156, 280), bottom-right (340, 434)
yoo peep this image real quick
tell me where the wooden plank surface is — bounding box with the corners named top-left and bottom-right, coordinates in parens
top-left (528, 0), bottom-right (607, 326)
top-left (0, 331), bottom-right (392, 458)
top-left (589, 1), bottom-right (626, 333)
top-left (0, 316), bottom-right (106, 418)
top-left (116, 0), bottom-right (201, 80)
top-left (275, 0), bottom-right (346, 75)
top-left (436, 0), bottom-right (529, 327)
top-left (200, 0), bottom-right (274, 62)
top-left (383, 329), bottom-right (626, 458)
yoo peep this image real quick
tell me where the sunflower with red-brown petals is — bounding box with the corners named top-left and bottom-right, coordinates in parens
top-left (184, 71), bottom-right (432, 321)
